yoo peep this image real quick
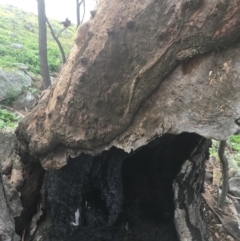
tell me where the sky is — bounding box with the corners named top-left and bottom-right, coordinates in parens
top-left (0, 0), bottom-right (96, 23)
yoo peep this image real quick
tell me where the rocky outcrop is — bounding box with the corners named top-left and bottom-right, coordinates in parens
top-left (0, 128), bottom-right (45, 240)
top-left (0, 128), bottom-right (22, 241)
top-left (12, 91), bottom-right (36, 111)
top-left (0, 70), bottom-right (32, 102)
top-left (0, 177), bottom-right (17, 241)
top-left (229, 177), bottom-right (240, 198)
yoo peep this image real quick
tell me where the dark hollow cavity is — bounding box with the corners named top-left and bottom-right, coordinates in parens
top-left (44, 132), bottom-right (203, 241)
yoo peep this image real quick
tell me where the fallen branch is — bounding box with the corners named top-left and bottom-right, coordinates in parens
top-left (227, 193), bottom-right (240, 200)
top-left (202, 190), bottom-right (240, 241)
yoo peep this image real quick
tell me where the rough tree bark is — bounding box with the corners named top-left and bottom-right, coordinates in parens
top-left (37, 0), bottom-right (51, 90)
top-left (4, 0), bottom-right (240, 240)
top-left (18, 0), bottom-right (240, 169)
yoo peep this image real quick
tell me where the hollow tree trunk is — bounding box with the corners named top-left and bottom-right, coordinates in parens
top-left (8, 0), bottom-right (240, 240)
top-left (26, 133), bottom-right (211, 241)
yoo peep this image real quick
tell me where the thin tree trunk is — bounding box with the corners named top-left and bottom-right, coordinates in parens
top-left (76, 0), bottom-right (80, 28)
top-left (76, 0), bottom-right (85, 28)
top-left (218, 140), bottom-right (229, 209)
top-left (37, 0), bottom-right (51, 90)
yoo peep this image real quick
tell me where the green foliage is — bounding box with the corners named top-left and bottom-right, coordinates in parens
top-left (22, 86), bottom-right (39, 95)
top-left (234, 153), bottom-right (240, 167)
top-left (0, 4), bottom-right (75, 75)
top-left (209, 140), bottom-right (219, 157)
top-left (210, 136), bottom-right (240, 168)
top-left (0, 108), bottom-right (21, 129)
top-left (5, 87), bottom-right (18, 103)
top-left (229, 135), bottom-right (240, 152)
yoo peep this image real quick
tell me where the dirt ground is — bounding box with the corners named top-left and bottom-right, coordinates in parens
top-left (203, 158), bottom-right (240, 241)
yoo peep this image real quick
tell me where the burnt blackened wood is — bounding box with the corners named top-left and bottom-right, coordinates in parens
top-left (32, 133), bottom-right (208, 241)
top-left (174, 138), bottom-right (212, 241)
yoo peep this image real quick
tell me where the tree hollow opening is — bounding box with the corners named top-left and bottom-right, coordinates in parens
top-left (45, 132), bottom-right (206, 241)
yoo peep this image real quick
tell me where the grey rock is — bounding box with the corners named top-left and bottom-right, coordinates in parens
top-left (2, 175), bottom-right (23, 217)
top-left (13, 91), bottom-right (36, 111)
top-left (10, 43), bottom-right (24, 50)
top-left (227, 156), bottom-right (239, 170)
top-left (229, 177), bottom-right (240, 198)
top-left (18, 63), bottom-right (28, 71)
top-left (14, 233), bottom-right (21, 241)
top-left (229, 168), bottom-right (240, 179)
top-left (233, 200), bottom-right (240, 214)
top-left (0, 128), bottom-right (17, 165)
top-left (205, 171), bottom-right (212, 182)
top-left (24, 22), bottom-right (34, 32)
top-left (9, 33), bottom-right (18, 39)
top-left (0, 174), bottom-right (16, 241)
top-left (8, 159), bottom-right (24, 191)
top-left (0, 70), bottom-right (32, 101)
top-left (0, 129), bottom-right (23, 218)
top-left (1, 158), bottom-right (13, 175)
top-left (0, 128), bottom-right (23, 239)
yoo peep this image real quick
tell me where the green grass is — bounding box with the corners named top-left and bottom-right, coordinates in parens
top-left (229, 135), bottom-right (240, 152)
top-left (0, 4), bottom-right (75, 75)
top-left (0, 108), bottom-right (21, 129)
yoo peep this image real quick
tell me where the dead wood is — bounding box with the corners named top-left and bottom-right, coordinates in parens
top-left (16, 0), bottom-right (240, 170)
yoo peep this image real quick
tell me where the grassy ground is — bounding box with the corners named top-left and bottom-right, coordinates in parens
top-left (0, 107), bottom-right (20, 129)
top-left (0, 4), bottom-right (76, 75)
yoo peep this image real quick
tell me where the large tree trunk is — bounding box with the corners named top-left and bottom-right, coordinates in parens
top-left (4, 0), bottom-right (240, 240)
top-left (17, 0), bottom-right (240, 169)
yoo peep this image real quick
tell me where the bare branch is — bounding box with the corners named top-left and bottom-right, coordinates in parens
top-left (57, 28), bottom-right (67, 39)
top-left (46, 18), bottom-right (66, 64)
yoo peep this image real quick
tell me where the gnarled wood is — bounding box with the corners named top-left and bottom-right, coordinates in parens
top-left (11, 1), bottom-right (240, 240)
top-left (16, 0), bottom-right (240, 170)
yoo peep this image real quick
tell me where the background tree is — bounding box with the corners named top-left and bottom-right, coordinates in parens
top-left (76, 0), bottom-right (85, 28)
top-left (46, 18), bottom-right (71, 64)
top-left (37, 0), bottom-right (51, 90)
